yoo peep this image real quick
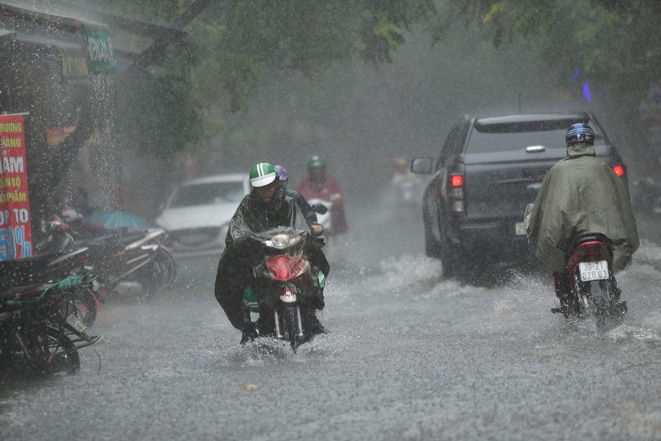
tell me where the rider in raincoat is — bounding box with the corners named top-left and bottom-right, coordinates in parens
top-left (214, 163), bottom-right (329, 342)
top-left (274, 164), bottom-right (322, 234)
top-left (526, 123), bottom-right (639, 305)
top-left (298, 155), bottom-right (349, 236)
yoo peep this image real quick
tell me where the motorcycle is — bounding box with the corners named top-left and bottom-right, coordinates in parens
top-left (0, 217), bottom-right (99, 327)
top-left (0, 275), bottom-right (100, 380)
top-left (243, 226), bottom-right (326, 351)
top-left (75, 227), bottom-right (176, 302)
top-left (551, 233), bottom-right (628, 327)
top-left (391, 173), bottom-right (423, 211)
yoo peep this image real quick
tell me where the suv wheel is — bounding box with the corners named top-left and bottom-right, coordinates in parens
top-left (424, 224), bottom-right (441, 258)
top-left (438, 222), bottom-right (465, 279)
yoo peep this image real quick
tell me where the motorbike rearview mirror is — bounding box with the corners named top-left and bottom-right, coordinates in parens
top-left (411, 157), bottom-right (434, 174)
top-left (311, 204), bottom-right (328, 214)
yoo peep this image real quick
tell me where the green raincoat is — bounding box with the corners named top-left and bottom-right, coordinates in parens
top-left (214, 189), bottom-right (330, 330)
top-left (526, 142), bottom-right (639, 273)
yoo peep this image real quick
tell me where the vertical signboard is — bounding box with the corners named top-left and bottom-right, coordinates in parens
top-left (0, 114), bottom-right (32, 260)
top-left (82, 25), bottom-right (117, 74)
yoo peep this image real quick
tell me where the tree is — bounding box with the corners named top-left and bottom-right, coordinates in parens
top-left (437, 0), bottom-right (660, 88)
top-left (436, 0), bottom-right (661, 162)
top-left (44, 0), bottom-right (436, 216)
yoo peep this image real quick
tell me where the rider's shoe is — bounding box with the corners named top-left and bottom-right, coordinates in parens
top-left (256, 317), bottom-right (275, 337)
top-left (240, 322), bottom-right (258, 344)
top-left (310, 316), bottom-right (328, 335)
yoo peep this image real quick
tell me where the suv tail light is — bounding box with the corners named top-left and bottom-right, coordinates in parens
top-left (450, 173), bottom-right (464, 215)
top-left (613, 165), bottom-right (625, 177)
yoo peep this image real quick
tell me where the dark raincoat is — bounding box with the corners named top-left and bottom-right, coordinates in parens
top-left (214, 189), bottom-right (330, 330)
top-left (286, 189), bottom-right (318, 227)
top-left (526, 142), bottom-right (639, 272)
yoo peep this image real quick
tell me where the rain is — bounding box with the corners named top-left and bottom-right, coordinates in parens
top-left (1, 1), bottom-right (660, 440)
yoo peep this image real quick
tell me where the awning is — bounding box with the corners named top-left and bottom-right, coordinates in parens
top-left (0, 1), bottom-right (197, 72)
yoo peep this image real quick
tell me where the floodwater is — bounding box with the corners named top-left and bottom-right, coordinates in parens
top-left (1, 197), bottom-right (660, 441)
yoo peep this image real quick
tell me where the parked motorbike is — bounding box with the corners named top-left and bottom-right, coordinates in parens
top-left (75, 227), bottom-right (176, 302)
top-left (243, 227), bottom-right (325, 351)
top-left (0, 275), bottom-right (100, 380)
top-left (551, 233), bottom-right (628, 327)
top-left (0, 218), bottom-right (99, 327)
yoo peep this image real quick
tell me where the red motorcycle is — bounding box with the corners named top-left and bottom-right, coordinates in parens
top-left (552, 233), bottom-right (628, 326)
top-left (243, 227), bottom-right (326, 350)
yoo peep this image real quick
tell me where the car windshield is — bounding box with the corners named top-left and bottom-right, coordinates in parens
top-left (468, 119), bottom-right (603, 153)
top-left (169, 181), bottom-right (244, 208)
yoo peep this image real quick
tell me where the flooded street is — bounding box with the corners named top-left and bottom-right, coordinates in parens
top-left (0, 2), bottom-right (659, 440)
top-left (1, 200), bottom-right (660, 441)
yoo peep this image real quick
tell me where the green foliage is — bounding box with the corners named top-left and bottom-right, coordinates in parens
top-left (439, 0), bottom-right (661, 104)
top-left (68, 0), bottom-right (437, 160)
top-left (114, 74), bottom-right (202, 159)
top-left (189, 0), bottom-right (436, 110)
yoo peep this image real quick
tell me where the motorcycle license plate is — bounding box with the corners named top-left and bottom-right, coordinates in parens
top-left (578, 261), bottom-right (609, 282)
top-left (515, 222), bottom-right (526, 235)
top-left (66, 313), bottom-right (88, 333)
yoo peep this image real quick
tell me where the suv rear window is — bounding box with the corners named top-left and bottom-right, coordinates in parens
top-left (467, 119), bottom-right (602, 153)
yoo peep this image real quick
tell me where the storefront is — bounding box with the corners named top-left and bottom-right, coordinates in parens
top-left (0, 1), bottom-right (195, 252)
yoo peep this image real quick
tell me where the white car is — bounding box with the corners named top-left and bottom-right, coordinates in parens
top-left (155, 174), bottom-right (250, 257)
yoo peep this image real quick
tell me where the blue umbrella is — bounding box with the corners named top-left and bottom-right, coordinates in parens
top-left (82, 210), bottom-right (152, 232)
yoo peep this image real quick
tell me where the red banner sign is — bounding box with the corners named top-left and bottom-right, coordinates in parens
top-left (0, 114), bottom-right (33, 260)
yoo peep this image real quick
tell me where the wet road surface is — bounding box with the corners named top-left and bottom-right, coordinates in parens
top-left (1, 201), bottom-right (660, 441)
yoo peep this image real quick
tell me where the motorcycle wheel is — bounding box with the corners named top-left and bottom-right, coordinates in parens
top-left (284, 305), bottom-right (300, 351)
top-left (42, 328), bottom-right (80, 376)
top-left (564, 274), bottom-right (584, 319)
top-left (594, 279), bottom-right (624, 328)
top-left (71, 288), bottom-right (98, 327)
top-left (9, 328), bottom-right (80, 377)
top-left (154, 248), bottom-right (177, 290)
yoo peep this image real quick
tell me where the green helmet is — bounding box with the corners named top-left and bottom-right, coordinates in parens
top-left (307, 155), bottom-right (326, 169)
top-left (249, 162), bottom-right (278, 187)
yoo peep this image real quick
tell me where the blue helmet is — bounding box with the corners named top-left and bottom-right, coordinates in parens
top-left (566, 123), bottom-right (595, 144)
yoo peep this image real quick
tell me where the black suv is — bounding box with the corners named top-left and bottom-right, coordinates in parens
top-left (411, 112), bottom-right (627, 277)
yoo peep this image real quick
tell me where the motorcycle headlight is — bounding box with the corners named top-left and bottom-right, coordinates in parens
top-left (268, 234), bottom-right (291, 249)
top-left (266, 233), bottom-right (303, 249)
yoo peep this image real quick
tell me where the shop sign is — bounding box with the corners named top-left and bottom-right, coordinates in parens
top-left (0, 114), bottom-right (33, 260)
top-left (82, 25), bottom-right (117, 74)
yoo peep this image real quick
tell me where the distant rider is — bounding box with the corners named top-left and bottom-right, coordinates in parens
top-left (214, 162), bottom-right (329, 343)
top-left (274, 164), bottom-right (323, 236)
top-left (297, 155), bottom-right (348, 236)
top-left (526, 123), bottom-right (639, 312)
